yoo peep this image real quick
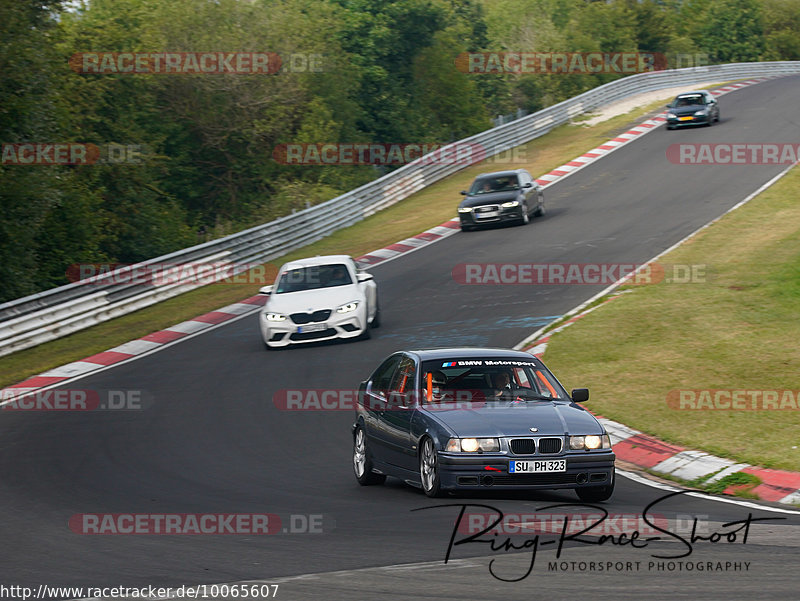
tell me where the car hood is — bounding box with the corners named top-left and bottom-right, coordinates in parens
top-left (460, 190), bottom-right (521, 208)
top-left (425, 401), bottom-right (604, 437)
top-left (670, 105), bottom-right (707, 116)
top-left (264, 285), bottom-right (363, 313)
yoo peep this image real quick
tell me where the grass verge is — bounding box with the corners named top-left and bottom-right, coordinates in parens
top-left (0, 84), bottom-right (725, 389)
top-left (542, 165), bottom-right (800, 472)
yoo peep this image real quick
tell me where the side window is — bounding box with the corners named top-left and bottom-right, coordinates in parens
top-left (371, 356), bottom-right (401, 394)
top-left (519, 171), bottom-right (530, 185)
top-left (531, 368), bottom-right (559, 398)
top-left (513, 367), bottom-right (531, 389)
top-left (389, 357), bottom-right (416, 394)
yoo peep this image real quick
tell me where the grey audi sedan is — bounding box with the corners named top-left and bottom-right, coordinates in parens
top-left (352, 348), bottom-right (615, 501)
top-left (457, 169), bottom-right (544, 231)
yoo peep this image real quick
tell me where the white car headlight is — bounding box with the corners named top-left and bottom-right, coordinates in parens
top-left (445, 437), bottom-right (500, 452)
top-left (501, 200), bottom-right (519, 208)
top-left (336, 301), bottom-right (359, 314)
top-left (458, 206), bottom-right (473, 213)
top-left (265, 312), bottom-right (286, 322)
top-left (694, 110), bottom-right (706, 116)
top-left (570, 434), bottom-right (611, 450)
top-left (584, 435), bottom-right (602, 449)
top-left (667, 112), bottom-right (676, 119)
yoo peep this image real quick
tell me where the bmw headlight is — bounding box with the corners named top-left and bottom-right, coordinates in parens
top-left (458, 206), bottom-right (473, 213)
top-left (667, 112), bottom-right (676, 119)
top-left (569, 434), bottom-right (611, 450)
top-left (501, 200), bottom-right (520, 208)
top-left (446, 437), bottom-right (500, 452)
top-left (336, 301), bottom-right (359, 314)
top-left (266, 312), bottom-right (286, 322)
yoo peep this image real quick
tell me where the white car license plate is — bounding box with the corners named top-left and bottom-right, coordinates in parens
top-left (509, 459), bottom-right (566, 473)
top-left (297, 323), bottom-right (327, 333)
top-left (477, 211), bottom-right (499, 218)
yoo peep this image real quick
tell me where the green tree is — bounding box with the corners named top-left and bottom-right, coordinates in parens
top-left (697, 0), bottom-right (765, 63)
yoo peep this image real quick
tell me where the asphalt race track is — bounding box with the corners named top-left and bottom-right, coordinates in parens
top-left (2, 75), bottom-right (800, 600)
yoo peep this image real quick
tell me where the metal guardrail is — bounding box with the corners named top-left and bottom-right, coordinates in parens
top-left (2, 62), bottom-right (799, 357)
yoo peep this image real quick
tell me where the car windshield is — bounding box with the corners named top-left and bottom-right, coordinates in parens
top-left (675, 94), bottom-right (704, 107)
top-left (469, 176), bottom-right (519, 194)
top-left (274, 263), bottom-right (352, 293)
top-left (420, 358), bottom-right (568, 404)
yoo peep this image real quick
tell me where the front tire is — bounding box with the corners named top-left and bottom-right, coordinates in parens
top-left (534, 193), bottom-right (545, 217)
top-left (419, 437), bottom-right (443, 497)
top-left (519, 202), bottom-right (530, 225)
top-left (353, 427), bottom-right (386, 485)
top-left (370, 300), bottom-right (381, 328)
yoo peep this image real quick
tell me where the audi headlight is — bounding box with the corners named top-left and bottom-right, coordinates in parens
top-left (446, 437), bottom-right (500, 452)
top-left (336, 301), bottom-right (359, 314)
top-left (501, 200), bottom-right (520, 208)
top-left (570, 434), bottom-right (611, 450)
top-left (458, 206), bottom-right (473, 213)
top-left (266, 312), bottom-right (286, 322)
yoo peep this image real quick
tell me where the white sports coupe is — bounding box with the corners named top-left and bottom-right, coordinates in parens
top-left (258, 255), bottom-right (379, 348)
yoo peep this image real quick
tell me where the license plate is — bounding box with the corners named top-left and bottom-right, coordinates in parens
top-left (477, 211), bottom-right (499, 218)
top-left (297, 323), bottom-right (326, 333)
top-left (678, 116), bottom-right (693, 121)
top-left (509, 459), bottom-right (566, 473)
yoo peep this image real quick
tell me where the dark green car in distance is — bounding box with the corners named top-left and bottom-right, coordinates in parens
top-left (666, 90), bottom-right (720, 129)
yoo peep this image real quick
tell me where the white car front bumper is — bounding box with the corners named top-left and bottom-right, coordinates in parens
top-left (260, 307), bottom-right (367, 347)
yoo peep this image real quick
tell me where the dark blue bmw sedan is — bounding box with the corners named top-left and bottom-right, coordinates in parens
top-left (352, 348), bottom-right (616, 501)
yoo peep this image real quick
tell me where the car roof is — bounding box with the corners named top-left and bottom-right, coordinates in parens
top-left (279, 255), bottom-right (353, 270)
top-left (473, 170), bottom-right (526, 179)
top-left (404, 347), bottom-right (540, 361)
top-left (676, 90), bottom-right (708, 97)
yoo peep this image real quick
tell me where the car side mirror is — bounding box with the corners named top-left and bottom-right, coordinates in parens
top-left (523, 182), bottom-right (533, 188)
top-left (258, 285), bottom-right (273, 295)
top-left (460, 190), bottom-right (467, 195)
top-left (357, 272), bottom-right (373, 282)
top-left (571, 388), bottom-right (589, 403)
